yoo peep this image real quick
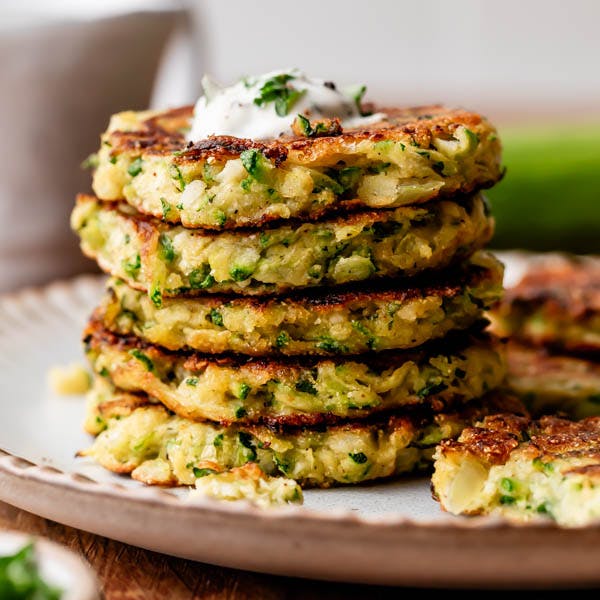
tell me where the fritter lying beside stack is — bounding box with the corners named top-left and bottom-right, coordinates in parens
top-left (491, 254), bottom-right (600, 418)
top-left (73, 70), bottom-right (510, 496)
top-left (432, 413), bottom-right (600, 527)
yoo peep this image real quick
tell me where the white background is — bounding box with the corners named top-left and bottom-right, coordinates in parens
top-left (190, 0), bottom-right (600, 124)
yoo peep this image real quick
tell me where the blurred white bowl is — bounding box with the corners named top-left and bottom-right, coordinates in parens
top-left (0, 530), bottom-right (100, 600)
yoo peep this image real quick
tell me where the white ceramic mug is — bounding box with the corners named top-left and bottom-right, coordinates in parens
top-left (0, 6), bottom-right (183, 292)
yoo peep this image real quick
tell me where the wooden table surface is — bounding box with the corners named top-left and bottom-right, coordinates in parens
top-left (0, 501), bottom-right (416, 599)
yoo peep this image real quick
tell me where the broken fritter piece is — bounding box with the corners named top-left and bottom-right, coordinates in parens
top-left (432, 413), bottom-right (600, 526)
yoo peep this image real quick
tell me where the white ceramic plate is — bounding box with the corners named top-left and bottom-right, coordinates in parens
top-left (1, 257), bottom-right (599, 589)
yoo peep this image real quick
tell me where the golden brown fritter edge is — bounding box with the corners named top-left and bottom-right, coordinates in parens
top-left (107, 104), bottom-right (494, 166)
top-left (438, 413), bottom-right (600, 472)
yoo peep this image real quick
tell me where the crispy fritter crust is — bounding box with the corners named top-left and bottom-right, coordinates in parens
top-left (503, 341), bottom-right (600, 418)
top-left (432, 399), bottom-right (600, 525)
top-left (96, 252), bottom-right (503, 356)
top-left (92, 105), bottom-right (502, 229)
top-left (83, 318), bottom-right (505, 426)
top-left (108, 105), bottom-right (490, 164)
top-left (492, 254), bottom-right (600, 354)
top-left (72, 193), bottom-right (494, 297)
top-left (504, 255), bottom-right (600, 318)
top-left (439, 413), bottom-right (600, 468)
top-left (82, 380), bottom-right (525, 488)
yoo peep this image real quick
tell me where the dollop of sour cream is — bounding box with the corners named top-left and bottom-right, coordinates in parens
top-left (188, 69), bottom-right (386, 141)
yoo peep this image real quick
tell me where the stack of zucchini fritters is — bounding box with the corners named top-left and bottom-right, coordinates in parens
top-left (72, 103), bottom-right (510, 489)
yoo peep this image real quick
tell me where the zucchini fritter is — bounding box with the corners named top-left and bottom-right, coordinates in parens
top-left (81, 380), bottom-right (523, 488)
top-left (84, 322), bottom-right (506, 425)
top-left (71, 193), bottom-right (493, 299)
top-left (91, 105), bottom-right (502, 229)
top-left (97, 251), bottom-right (503, 356)
top-left (433, 413), bottom-right (600, 527)
top-left (505, 342), bottom-right (600, 419)
top-left (492, 254), bottom-right (600, 355)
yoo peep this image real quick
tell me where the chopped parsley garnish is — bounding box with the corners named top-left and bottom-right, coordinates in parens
top-left (193, 467), bottom-right (217, 478)
top-left (532, 457), bottom-right (554, 473)
top-left (235, 406), bottom-right (248, 419)
top-left (367, 162), bottom-right (391, 174)
top-left (185, 377), bottom-right (199, 387)
top-left (274, 455), bottom-right (291, 475)
top-left (169, 164), bottom-right (186, 191)
top-left (240, 149), bottom-right (271, 182)
top-left (536, 502), bottom-right (550, 514)
top-left (160, 198), bottom-right (171, 219)
top-left (432, 161), bottom-right (445, 175)
top-left (129, 349), bottom-right (154, 372)
top-left (253, 73), bottom-right (306, 116)
top-left (499, 495), bottom-right (516, 505)
top-left (189, 265), bottom-right (215, 289)
top-left (203, 162), bottom-right (216, 184)
top-left (238, 432), bottom-right (257, 461)
top-left (208, 308), bottom-right (224, 327)
top-left (275, 331), bottom-right (290, 348)
top-left (229, 265), bottom-right (254, 282)
top-left (293, 114), bottom-right (341, 138)
top-left (351, 321), bottom-right (371, 336)
top-left (122, 254), bottom-right (141, 279)
top-left (335, 166), bottom-right (362, 191)
top-left (259, 232), bottom-right (271, 247)
top-left (349, 452), bottom-right (368, 464)
top-left (127, 157), bottom-right (143, 177)
top-left (158, 233), bottom-right (176, 262)
top-left (500, 477), bottom-right (516, 493)
top-left (213, 433), bottom-right (224, 447)
top-left (316, 337), bottom-right (348, 354)
top-left (347, 84), bottom-right (371, 116)
top-left (214, 209), bottom-right (227, 226)
top-left (240, 149), bottom-right (260, 176)
top-left (416, 382), bottom-right (449, 399)
top-left (0, 543), bottom-right (62, 600)
top-left (237, 383), bottom-right (251, 400)
top-left (463, 128), bottom-right (480, 148)
top-left (295, 380), bottom-right (318, 395)
top-left (150, 285), bottom-right (162, 308)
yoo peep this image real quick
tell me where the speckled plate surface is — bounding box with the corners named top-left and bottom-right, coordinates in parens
top-left (0, 255), bottom-right (599, 588)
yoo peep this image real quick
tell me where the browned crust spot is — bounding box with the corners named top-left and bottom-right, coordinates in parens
top-left (501, 254), bottom-right (600, 319)
top-left (441, 410), bottom-right (600, 467)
